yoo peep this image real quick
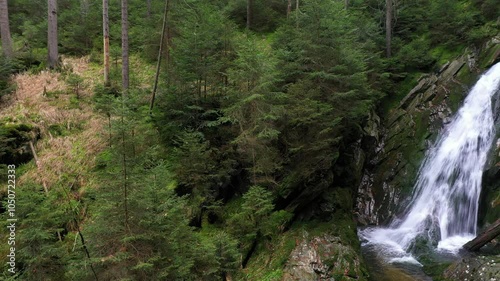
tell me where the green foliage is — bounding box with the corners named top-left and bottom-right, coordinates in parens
top-left (226, 0), bottom-right (287, 32)
top-left (0, 123), bottom-right (34, 167)
top-left (4, 0), bottom-right (499, 279)
top-left (65, 74), bottom-right (85, 98)
top-left (0, 56), bottom-right (20, 98)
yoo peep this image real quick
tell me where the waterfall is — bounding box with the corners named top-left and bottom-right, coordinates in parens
top-left (360, 62), bottom-right (500, 264)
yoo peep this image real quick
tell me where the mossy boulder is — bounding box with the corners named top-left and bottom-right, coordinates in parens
top-left (282, 232), bottom-right (368, 281)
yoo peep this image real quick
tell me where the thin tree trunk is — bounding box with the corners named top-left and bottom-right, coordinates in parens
top-left (246, 0), bottom-right (252, 30)
top-left (385, 0), bottom-right (392, 58)
top-left (121, 0), bottom-right (129, 91)
top-left (149, 0), bottom-right (169, 115)
top-left (103, 0), bottom-right (110, 86)
top-left (48, 0), bottom-right (59, 68)
top-left (0, 0), bottom-right (13, 58)
top-left (345, 0), bottom-right (349, 9)
top-left (296, 0), bottom-right (299, 28)
top-left (121, 128), bottom-right (129, 231)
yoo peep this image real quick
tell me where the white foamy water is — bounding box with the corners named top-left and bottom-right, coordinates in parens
top-left (360, 62), bottom-right (500, 262)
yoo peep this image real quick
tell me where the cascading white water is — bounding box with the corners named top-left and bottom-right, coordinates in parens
top-left (360, 62), bottom-right (500, 263)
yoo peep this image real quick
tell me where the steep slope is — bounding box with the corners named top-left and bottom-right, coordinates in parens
top-left (0, 57), bottom-right (106, 191)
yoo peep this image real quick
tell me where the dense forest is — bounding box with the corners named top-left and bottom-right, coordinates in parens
top-left (0, 0), bottom-right (499, 280)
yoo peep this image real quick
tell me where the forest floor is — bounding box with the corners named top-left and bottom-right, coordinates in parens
top-left (0, 56), bottom-right (107, 195)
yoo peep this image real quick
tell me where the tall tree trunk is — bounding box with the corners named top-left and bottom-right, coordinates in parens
top-left (296, 0), bottom-right (299, 28)
top-left (103, 0), bottom-right (110, 86)
top-left (147, 0), bottom-right (151, 19)
top-left (0, 0), bottom-right (13, 58)
top-left (286, 0), bottom-right (291, 19)
top-left (80, 0), bottom-right (90, 16)
top-left (385, 0), bottom-right (392, 58)
top-left (48, 0), bottom-right (58, 68)
top-left (121, 0), bottom-right (129, 91)
top-left (246, 0), bottom-right (252, 30)
top-left (149, 0), bottom-right (169, 115)
top-left (344, 0), bottom-right (349, 9)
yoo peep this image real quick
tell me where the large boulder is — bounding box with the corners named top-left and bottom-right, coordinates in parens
top-left (282, 233), bottom-right (367, 281)
top-left (443, 255), bottom-right (500, 281)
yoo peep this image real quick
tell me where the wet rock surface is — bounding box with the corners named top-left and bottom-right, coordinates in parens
top-left (443, 255), bottom-right (500, 281)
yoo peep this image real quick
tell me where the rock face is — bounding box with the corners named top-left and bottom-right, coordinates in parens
top-left (478, 75), bottom-right (500, 232)
top-left (282, 233), bottom-right (366, 281)
top-left (356, 35), bottom-right (500, 226)
top-left (443, 255), bottom-right (500, 281)
top-left (356, 55), bottom-right (470, 225)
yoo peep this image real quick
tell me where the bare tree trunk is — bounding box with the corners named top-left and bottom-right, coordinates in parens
top-left (345, 0), bottom-right (349, 9)
top-left (0, 0), bottom-right (13, 58)
top-left (80, 0), bottom-right (90, 16)
top-left (121, 0), bottom-right (129, 91)
top-left (385, 0), bottom-right (392, 58)
top-left (287, 0), bottom-right (291, 19)
top-left (150, 0), bottom-right (169, 115)
top-left (296, 0), bottom-right (299, 28)
top-left (103, 0), bottom-right (110, 86)
top-left (246, 0), bottom-right (252, 30)
top-left (48, 0), bottom-right (59, 68)
top-left (147, 0), bottom-right (151, 18)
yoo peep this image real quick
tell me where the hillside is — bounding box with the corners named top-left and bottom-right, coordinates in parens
top-left (0, 0), bottom-right (499, 280)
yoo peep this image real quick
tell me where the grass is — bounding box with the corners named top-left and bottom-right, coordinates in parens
top-left (0, 56), bottom-right (107, 192)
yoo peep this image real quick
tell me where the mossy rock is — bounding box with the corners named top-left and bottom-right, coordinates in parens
top-left (479, 38), bottom-right (500, 69)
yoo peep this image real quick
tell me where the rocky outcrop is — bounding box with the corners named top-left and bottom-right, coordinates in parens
top-left (356, 35), bottom-right (500, 225)
top-left (356, 56), bottom-right (470, 225)
top-left (282, 232), bottom-right (367, 281)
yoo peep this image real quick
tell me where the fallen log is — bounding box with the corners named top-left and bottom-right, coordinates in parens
top-left (463, 218), bottom-right (500, 251)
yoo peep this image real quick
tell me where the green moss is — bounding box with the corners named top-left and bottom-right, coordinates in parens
top-left (238, 229), bottom-right (297, 281)
top-left (430, 45), bottom-right (465, 67)
top-left (422, 261), bottom-right (453, 281)
top-left (479, 42), bottom-right (500, 69)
